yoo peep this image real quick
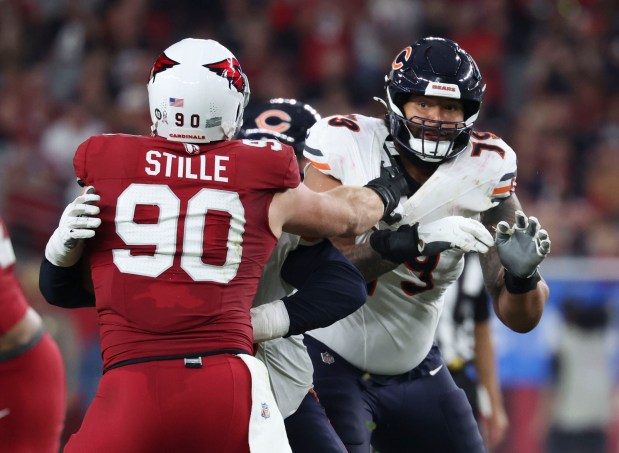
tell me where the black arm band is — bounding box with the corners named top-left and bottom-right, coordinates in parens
top-left (504, 268), bottom-right (542, 294)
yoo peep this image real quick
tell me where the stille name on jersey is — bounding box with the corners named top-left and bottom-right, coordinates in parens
top-left (144, 150), bottom-right (229, 182)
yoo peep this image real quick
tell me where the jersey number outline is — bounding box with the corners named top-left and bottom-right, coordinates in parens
top-left (327, 114), bottom-right (360, 132)
top-left (470, 131), bottom-right (506, 158)
top-left (113, 183), bottom-right (245, 283)
top-left (367, 254), bottom-right (440, 297)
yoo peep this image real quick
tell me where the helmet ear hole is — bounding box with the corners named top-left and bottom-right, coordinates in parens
top-left (147, 38), bottom-right (250, 143)
top-left (384, 37), bottom-right (484, 162)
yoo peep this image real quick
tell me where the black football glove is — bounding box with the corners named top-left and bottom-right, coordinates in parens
top-left (370, 217), bottom-right (495, 263)
top-left (364, 162), bottom-right (410, 224)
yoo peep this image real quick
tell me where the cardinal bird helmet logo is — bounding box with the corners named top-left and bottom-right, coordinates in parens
top-left (204, 58), bottom-right (246, 93)
top-left (149, 53), bottom-right (179, 82)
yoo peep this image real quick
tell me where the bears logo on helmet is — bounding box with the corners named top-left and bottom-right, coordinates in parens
top-left (254, 109), bottom-right (292, 134)
top-left (391, 46), bottom-right (412, 70)
top-left (238, 98), bottom-right (321, 156)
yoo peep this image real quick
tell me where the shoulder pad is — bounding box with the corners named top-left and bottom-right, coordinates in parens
top-left (303, 115), bottom-right (387, 184)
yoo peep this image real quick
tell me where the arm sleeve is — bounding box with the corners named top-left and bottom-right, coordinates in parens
top-left (280, 240), bottom-right (367, 336)
top-left (39, 257), bottom-right (95, 308)
top-left (473, 284), bottom-right (491, 323)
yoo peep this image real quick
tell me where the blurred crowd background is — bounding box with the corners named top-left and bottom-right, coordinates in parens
top-left (0, 0), bottom-right (618, 452)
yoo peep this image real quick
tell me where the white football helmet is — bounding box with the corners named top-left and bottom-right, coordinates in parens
top-left (147, 38), bottom-right (250, 143)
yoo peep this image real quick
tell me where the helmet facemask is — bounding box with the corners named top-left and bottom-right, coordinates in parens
top-left (387, 93), bottom-right (476, 163)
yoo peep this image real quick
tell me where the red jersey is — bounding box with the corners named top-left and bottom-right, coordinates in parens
top-left (73, 134), bottom-right (300, 369)
top-left (0, 217), bottom-right (29, 334)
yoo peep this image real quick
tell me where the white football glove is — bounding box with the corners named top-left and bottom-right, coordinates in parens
top-left (495, 210), bottom-right (551, 278)
top-left (45, 187), bottom-right (101, 267)
top-left (418, 216), bottom-right (495, 255)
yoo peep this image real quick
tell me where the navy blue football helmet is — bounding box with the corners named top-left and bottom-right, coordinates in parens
top-left (385, 37), bottom-right (485, 163)
top-left (238, 98), bottom-right (321, 156)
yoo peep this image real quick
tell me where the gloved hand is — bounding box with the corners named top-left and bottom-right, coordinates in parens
top-left (45, 187), bottom-right (101, 267)
top-left (370, 216), bottom-right (494, 263)
top-left (495, 210), bottom-right (550, 278)
top-left (364, 162), bottom-right (411, 224)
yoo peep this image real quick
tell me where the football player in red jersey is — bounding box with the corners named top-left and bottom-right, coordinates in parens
top-left (0, 217), bottom-right (65, 452)
top-left (39, 38), bottom-right (409, 453)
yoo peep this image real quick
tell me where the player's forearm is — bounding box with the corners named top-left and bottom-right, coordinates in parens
top-left (493, 276), bottom-right (548, 333)
top-left (481, 246), bottom-right (548, 333)
top-left (322, 186), bottom-right (384, 236)
top-left (337, 241), bottom-right (399, 282)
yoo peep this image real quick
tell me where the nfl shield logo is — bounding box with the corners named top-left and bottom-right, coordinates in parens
top-left (321, 352), bottom-right (335, 365)
top-left (260, 402), bottom-right (270, 419)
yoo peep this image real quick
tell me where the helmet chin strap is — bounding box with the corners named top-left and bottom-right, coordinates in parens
top-left (373, 97), bottom-right (389, 110)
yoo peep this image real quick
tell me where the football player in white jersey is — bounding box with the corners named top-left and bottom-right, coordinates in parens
top-left (302, 37), bottom-right (551, 453)
top-left (239, 98), bottom-right (352, 452)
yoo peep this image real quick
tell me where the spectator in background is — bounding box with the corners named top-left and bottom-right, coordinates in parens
top-left (0, 217), bottom-right (66, 452)
top-left (544, 299), bottom-right (615, 453)
top-left (435, 253), bottom-right (509, 451)
top-left (1, 0), bottom-right (617, 260)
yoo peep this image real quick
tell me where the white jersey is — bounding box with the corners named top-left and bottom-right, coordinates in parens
top-left (252, 233), bottom-right (314, 418)
top-left (304, 115), bottom-right (517, 375)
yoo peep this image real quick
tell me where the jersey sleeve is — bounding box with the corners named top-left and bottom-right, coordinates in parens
top-left (73, 137), bottom-right (95, 187)
top-left (303, 117), bottom-right (373, 186)
top-left (237, 139), bottom-right (301, 190)
top-left (278, 143), bottom-right (301, 189)
top-left (487, 135), bottom-right (518, 203)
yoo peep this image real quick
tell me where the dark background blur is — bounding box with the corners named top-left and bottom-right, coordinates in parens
top-left (0, 0), bottom-right (618, 451)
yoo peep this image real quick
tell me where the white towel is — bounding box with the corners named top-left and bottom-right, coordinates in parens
top-left (238, 354), bottom-right (292, 453)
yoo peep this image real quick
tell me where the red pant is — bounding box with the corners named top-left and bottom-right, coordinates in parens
top-left (0, 333), bottom-right (66, 453)
top-left (64, 354), bottom-right (252, 453)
